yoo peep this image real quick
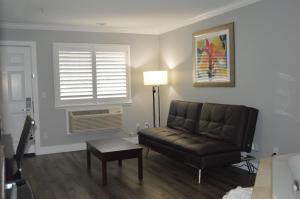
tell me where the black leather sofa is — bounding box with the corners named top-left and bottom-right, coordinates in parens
top-left (138, 100), bottom-right (258, 183)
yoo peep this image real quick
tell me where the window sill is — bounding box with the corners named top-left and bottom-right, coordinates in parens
top-left (55, 100), bottom-right (133, 110)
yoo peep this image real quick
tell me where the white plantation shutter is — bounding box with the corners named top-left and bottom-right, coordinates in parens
top-left (58, 50), bottom-right (93, 101)
top-left (96, 51), bottom-right (128, 99)
top-left (53, 43), bottom-right (131, 107)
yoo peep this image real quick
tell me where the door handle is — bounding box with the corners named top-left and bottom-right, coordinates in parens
top-left (293, 180), bottom-right (299, 192)
top-left (22, 108), bottom-right (30, 112)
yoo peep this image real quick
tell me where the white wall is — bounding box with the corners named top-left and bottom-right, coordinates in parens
top-left (0, 29), bottom-right (159, 147)
top-left (159, 0), bottom-right (300, 158)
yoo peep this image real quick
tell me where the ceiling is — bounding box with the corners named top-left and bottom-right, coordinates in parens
top-left (0, 0), bottom-right (259, 34)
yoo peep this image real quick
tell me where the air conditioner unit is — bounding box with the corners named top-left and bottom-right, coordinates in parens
top-left (67, 107), bottom-right (123, 134)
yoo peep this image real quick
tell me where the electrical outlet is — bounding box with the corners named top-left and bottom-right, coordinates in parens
top-left (136, 123), bottom-right (140, 132)
top-left (252, 143), bottom-right (259, 151)
top-left (273, 147), bottom-right (279, 156)
top-left (129, 131), bottom-right (135, 136)
top-left (241, 152), bottom-right (247, 157)
top-left (145, 122), bottom-right (150, 128)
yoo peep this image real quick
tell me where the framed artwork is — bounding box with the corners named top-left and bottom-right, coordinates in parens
top-left (193, 22), bottom-right (235, 87)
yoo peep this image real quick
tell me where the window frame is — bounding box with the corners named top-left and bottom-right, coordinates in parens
top-left (53, 42), bottom-right (132, 108)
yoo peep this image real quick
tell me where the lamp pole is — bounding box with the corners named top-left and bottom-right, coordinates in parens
top-left (152, 86), bottom-right (161, 128)
top-left (143, 70), bottom-right (168, 128)
top-left (157, 86), bottom-right (161, 127)
top-left (152, 86), bottom-right (156, 127)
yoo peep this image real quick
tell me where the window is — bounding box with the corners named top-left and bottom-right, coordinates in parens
top-left (53, 43), bottom-right (131, 107)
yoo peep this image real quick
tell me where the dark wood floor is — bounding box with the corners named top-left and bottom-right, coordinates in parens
top-left (23, 150), bottom-right (255, 199)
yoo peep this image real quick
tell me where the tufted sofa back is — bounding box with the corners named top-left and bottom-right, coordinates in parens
top-left (197, 103), bottom-right (247, 149)
top-left (167, 100), bottom-right (202, 133)
top-left (167, 100), bottom-right (258, 152)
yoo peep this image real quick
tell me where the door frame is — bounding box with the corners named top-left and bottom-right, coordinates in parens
top-left (0, 40), bottom-right (41, 154)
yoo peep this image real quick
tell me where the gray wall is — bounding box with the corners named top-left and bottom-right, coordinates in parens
top-left (159, 0), bottom-right (300, 158)
top-left (0, 29), bottom-right (159, 147)
top-left (1, 0), bottom-right (300, 157)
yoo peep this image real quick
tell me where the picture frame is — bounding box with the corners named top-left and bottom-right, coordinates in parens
top-left (193, 22), bottom-right (235, 87)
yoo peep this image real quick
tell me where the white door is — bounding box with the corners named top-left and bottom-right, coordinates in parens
top-left (0, 46), bottom-right (35, 153)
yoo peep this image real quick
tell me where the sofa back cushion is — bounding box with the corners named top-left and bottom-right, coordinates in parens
top-left (197, 103), bottom-right (248, 147)
top-left (167, 100), bottom-right (202, 133)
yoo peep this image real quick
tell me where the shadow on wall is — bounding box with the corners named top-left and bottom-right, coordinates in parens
top-left (273, 72), bottom-right (300, 122)
top-left (268, 72), bottom-right (300, 155)
top-left (122, 59), bottom-right (160, 133)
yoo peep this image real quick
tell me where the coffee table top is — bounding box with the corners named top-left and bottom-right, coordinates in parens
top-left (87, 138), bottom-right (142, 153)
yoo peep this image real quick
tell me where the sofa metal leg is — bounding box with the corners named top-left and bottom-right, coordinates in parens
top-left (145, 147), bottom-right (150, 159)
top-left (184, 162), bottom-right (203, 184)
top-left (198, 169), bottom-right (202, 184)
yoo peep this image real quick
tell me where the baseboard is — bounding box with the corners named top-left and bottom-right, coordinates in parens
top-left (36, 142), bottom-right (86, 155)
top-left (36, 136), bottom-right (128, 155)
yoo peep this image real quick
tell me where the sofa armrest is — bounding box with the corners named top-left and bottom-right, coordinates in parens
top-left (241, 107), bottom-right (259, 152)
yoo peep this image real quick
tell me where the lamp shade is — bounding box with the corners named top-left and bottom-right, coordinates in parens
top-left (143, 71), bottom-right (168, 86)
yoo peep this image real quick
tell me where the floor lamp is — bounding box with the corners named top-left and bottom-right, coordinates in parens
top-left (143, 71), bottom-right (168, 127)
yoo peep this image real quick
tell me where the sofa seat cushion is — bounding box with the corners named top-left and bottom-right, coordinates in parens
top-left (139, 127), bottom-right (239, 156)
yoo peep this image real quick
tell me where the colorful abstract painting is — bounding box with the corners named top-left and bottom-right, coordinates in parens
top-left (193, 23), bottom-right (235, 87)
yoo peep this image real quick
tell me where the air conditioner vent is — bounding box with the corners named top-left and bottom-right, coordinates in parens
top-left (67, 107), bottom-right (122, 133)
top-left (72, 109), bottom-right (109, 116)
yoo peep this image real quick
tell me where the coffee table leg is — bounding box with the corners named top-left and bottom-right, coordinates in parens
top-left (138, 151), bottom-right (143, 180)
top-left (87, 150), bottom-right (91, 171)
top-left (118, 160), bottom-right (122, 167)
top-left (102, 160), bottom-right (107, 185)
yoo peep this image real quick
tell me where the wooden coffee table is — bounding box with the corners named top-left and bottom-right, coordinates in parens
top-left (86, 138), bottom-right (143, 185)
